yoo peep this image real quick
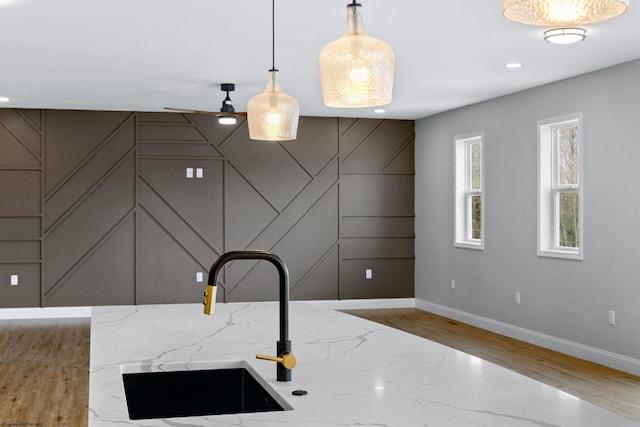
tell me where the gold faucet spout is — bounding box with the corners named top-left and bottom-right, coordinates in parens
top-left (203, 285), bottom-right (217, 315)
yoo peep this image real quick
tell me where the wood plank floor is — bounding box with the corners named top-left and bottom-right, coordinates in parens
top-left (0, 317), bottom-right (90, 427)
top-left (0, 310), bottom-right (638, 425)
top-left (343, 308), bottom-right (640, 424)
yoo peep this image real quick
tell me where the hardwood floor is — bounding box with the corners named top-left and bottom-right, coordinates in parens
top-left (343, 308), bottom-right (640, 424)
top-left (0, 310), bottom-right (638, 425)
top-left (0, 317), bottom-right (90, 427)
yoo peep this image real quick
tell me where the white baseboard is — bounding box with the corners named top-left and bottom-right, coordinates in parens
top-left (416, 298), bottom-right (640, 376)
top-left (0, 306), bottom-right (92, 320)
top-left (306, 298), bottom-right (416, 310)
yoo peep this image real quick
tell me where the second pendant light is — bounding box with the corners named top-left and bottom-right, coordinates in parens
top-left (247, 0), bottom-right (299, 141)
top-left (319, 1), bottom-right (395, 108)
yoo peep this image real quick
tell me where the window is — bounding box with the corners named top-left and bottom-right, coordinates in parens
top-left (455, 133), bottom-right (484, 249)
top-left (538, 114), bottom-right (583, 260)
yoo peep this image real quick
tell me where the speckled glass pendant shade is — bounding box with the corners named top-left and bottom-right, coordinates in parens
top-left (502, 0), bottom-right (629, 26)
top-left (319, 2), bottom-right (394, 108)
top-left (248, 70), bottom-right (299, 141)
top-left (247, 0), bottom-right (299, 141)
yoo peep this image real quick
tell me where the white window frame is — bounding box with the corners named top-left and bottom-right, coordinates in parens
top-left (455, 132), bottom-right (484, 250)
top-left (538, 113), bottom-right (583, 260)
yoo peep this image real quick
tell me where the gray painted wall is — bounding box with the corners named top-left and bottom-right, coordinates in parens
top-left (0, 111), bottom-right (414, 308)
top-left (415, 59), bottom-right (640, 365)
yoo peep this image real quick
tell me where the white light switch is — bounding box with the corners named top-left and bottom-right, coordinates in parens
top-left (609, 310), bottom-right (616, 325)
top-left (196, 168), bottom-right (203, 178)
top-left (365, 269), bottom-right (373, 279)
top-left (186, 168), bottom-right (194, 178)
top-left (10, 275), bottom-right (18, 286)
top-left (196, 272), bottom-right (204, 283)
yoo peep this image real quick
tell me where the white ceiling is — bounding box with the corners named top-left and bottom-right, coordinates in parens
top-left (1, 0), bottom-right (639, 120)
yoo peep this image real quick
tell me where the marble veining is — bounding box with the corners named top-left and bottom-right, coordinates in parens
top-left (89, 302), bottom-right (639, 426)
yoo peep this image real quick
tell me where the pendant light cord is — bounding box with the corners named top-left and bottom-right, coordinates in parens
top-left (271, 0), bottom-right (276, 72)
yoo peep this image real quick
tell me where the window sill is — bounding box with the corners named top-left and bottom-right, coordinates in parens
top-left (538, 249), bottom-right (582, 261)
top-left (455, 241), bottom-right (484, 250)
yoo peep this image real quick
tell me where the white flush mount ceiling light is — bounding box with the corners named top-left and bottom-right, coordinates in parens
top-left (504, 62), bottom-right (524, 69)
top-left (319, 1), bottom-right (394, 108)
top-left (0, 96), bottom-right (10, 102)
top-left (247, 0), bottom-right (299, 141)
top-left (544, 27), bottom-right (587, 43)
top-left (502, 0), bottom-right (629, 26)
top-left (218, 117), bottom-right (237, 125)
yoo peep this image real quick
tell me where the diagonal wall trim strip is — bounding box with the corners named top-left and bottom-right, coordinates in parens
top-left (340, 119), bottom-right (386, 165)
top-left (0, 115), bottom-right (42, 163)
top-left (339, 117), bottom-right (359, 137)
top-left (44, 113), bottom-right (135, 202)
top-left (43, 208), bottom-right (135, 299)
top-left (278, 154), bottom-right (338, 214)
top-left (378, 133), bottom-right (415, 173)
top-left (275, 141), bottom-right (314, 180)
top-left (137, 203), bottom-right (218, 272)
top-left (137, 174), bottom-right (222, 256)
top-left (225, 161), bottom-right (281, 215)
top-left (227, 181), bottom-right (339, 296)
top-left (290, 242), bottom-right (339, 295)
top-left (15, 109), bottom-right (44, 135)
top-left (241, 158), bottom-right (338, 252)
top-left (44, 148), bottom-right (136, 236)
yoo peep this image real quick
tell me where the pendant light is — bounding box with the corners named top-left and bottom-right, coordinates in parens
top-left (501, 0), bottom-right (629, 26)
top-left (319, 1), bottom-right (394, 108)
top-left (247, 0), bottom-right (299, 141)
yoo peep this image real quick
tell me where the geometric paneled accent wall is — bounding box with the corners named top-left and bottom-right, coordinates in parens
top-left (44, 111), bottom-right (136, 307)
top-left (0, 109), bottom-right (43, 308)
top-left (0, 109), bottom-right (414, 308)
top-left (339, 118), bottom-right (415, 299)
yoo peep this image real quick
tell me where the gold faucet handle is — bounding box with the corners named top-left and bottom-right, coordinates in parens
top-left (256, 352), bottom-right (297, 370)
top-left (203, 285), bottom-right (217, 315)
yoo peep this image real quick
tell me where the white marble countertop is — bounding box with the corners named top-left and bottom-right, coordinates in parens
top-left (89, 302), bottom-right (639, 426)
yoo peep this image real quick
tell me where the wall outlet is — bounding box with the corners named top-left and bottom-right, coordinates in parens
top-left (608, 310), bottom-right (616, 326)
top-left (515, 292), bottom-right (521, 305)
top-left (186, 168), bottom-right (194, 178)
top-left (196, 272), bottom-right (204, 283)
top-left (10, 275), bottom-right (18, 286)
top-left (365, 269), bottom-right (373, 279)
top-left (450, 279), bottom-right (455, 290)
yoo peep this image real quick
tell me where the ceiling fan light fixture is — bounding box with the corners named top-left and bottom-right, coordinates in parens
top-left (319, 1), bottom-right (394, 108)
top-left (218, 116), bottom-right (238, 125)
top-left (501, 0), bottom-right (629, 26)
top-left (247, 0), bottom-right (299, 141)
top-left (218, 83), bottom-right (239, 125)
top-left (544, 27), bottom-right (587, 44)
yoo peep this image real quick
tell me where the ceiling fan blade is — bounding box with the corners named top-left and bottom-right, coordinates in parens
top-left (164, 107), bottom-right (247, 117)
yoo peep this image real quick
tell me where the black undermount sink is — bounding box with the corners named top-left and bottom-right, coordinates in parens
top-left (121, 361), bottom-right (291, 420)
